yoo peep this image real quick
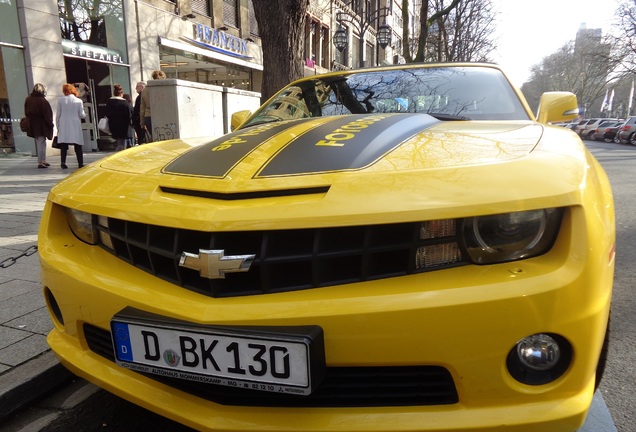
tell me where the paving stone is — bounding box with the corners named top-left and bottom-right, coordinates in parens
top-left (0, 334), bottom-right (49, 366)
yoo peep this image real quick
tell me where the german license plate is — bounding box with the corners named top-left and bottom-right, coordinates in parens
top-left (110, 308), bottom-right (325, 395)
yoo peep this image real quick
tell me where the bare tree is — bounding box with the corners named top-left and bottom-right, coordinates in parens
top-left (252, 0), bottom-right (309, 103)
top-left (402, 0), bottom-right (494, 63)
top-left (425, 0), bottom-right (496, 62)
top-left (521, 35), bottom-right (624, 116)
top-left (614, 0), bottom-right (636, 73)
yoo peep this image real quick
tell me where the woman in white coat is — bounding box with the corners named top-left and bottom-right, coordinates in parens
top-left (56, 83), bottom-right (86, 169)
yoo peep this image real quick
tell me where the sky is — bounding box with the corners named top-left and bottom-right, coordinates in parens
top-left (490, 0), bottom-right (619, 86)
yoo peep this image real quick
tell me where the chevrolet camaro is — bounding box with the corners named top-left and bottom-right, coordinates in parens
top-left (40, 63), bottom-right (614, 431)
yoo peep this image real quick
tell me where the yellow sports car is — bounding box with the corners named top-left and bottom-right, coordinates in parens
top-left (40, 63), bottom-right (614, 431)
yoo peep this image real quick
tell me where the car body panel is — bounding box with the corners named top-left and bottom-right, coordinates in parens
top-left (40, 63), bottom-right (614, 432)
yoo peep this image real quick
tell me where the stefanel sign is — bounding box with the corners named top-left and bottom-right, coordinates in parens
top-left (62, 40), bottom-right (125, 65)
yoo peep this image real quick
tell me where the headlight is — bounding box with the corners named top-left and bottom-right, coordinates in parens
top-left (461, 208), bottom-right (563, 264)
top-left (65, 208), bottom-right (98, 244)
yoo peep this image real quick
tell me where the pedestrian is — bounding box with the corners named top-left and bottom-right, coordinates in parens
top-left (139, 70), bottom-right (166, 142)
top-left (106, 84), bottom-right (132, 152)
top-left (123, 93), bottom-right (135, 148)
top-left (56, 83), bottom-right (87, 169)
top-left (132, 81), bottom-right (146, 144)
top-left (24, 83), bottom-right (54, 169)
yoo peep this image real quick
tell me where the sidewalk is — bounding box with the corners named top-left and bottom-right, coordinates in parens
top-left (0, 150), bottom-right (108, 421)
top-left (0, 150), bottom-right (618, 431)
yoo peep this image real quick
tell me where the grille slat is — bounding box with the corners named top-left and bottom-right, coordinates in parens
top-left (84, 323), bottom-right (458, 407)
top-left (97, 218), bottom-right (466, 298)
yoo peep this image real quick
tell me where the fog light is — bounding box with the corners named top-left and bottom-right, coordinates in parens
top-left (517, 334), bottom-right (560, 370)
top-left (507, 333), bottom-right (572, 385)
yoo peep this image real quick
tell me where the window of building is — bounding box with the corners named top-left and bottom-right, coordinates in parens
top-left (248, 0), bottom-right (259, 37)
top-left (320, 26), bottom-right (329, 68)
top-left (366, 41), bottom-right (374, 66)
top-left (223, 0), bottom-right (238, 28)
top-left (192, 0), bottom-right (211, 17)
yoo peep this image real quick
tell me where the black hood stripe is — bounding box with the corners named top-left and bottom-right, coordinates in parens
top-left (255, 114), bottom-right (439, 178)
top-left (163, 119), bottom-right (319, 178)
top-left (163, 114), bottom-right (439, 178)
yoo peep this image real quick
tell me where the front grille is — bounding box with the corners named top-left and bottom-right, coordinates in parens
top-left (84, 323), bottom-right (459, 407)
top-left (96, 217), bottom-right (467, 298)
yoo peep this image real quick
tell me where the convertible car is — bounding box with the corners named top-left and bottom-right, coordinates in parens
top-left (40, 63), bottom-right (614, 431)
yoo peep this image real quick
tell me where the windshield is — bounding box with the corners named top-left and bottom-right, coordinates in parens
top-left (242, 66), bottom-right (529, 128)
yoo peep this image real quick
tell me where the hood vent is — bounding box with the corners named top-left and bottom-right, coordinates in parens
top-left (160, 185), bottom-right (330, 200)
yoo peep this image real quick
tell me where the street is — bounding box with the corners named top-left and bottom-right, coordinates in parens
top-left (1, 138), bottom-right (634, 431)
top-left (585, 139), bottom-right (636, 431)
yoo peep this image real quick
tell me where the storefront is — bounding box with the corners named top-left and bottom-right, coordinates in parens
top-left (62, 40), bottom-right (131, 150)
top-left (157, 23), bottom-right (263, 91)
top-left (2, 0), bottom-right (264, 155)
top-left (59, 0), bottom-right (131, 150)
top-left (133, 3), bottom-right (264, 94)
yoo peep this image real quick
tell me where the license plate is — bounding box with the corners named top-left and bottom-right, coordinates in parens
top-left (110, 308), bottom-right (325, 395)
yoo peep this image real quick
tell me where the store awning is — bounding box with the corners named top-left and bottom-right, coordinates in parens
top-left (158, 37), bottom-right (263, 71)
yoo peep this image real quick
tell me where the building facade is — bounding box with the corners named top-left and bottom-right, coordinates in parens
top-left (1, 0), bottom-right (400, 155)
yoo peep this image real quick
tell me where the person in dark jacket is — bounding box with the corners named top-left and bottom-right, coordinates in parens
top-left (24, 83), bottom-right (54, 168)
top-left (106, 84), bottom-right (132, 151)
top-left (123, 94), bottom-right (135, 148)
top-left (132, 81), bottom-right (146, 144)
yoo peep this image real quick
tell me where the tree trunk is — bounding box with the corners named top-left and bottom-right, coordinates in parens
top-left (252, 0), bottom-right (308, 103)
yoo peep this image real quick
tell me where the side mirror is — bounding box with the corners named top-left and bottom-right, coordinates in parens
top-left (536, 92), bottom-right (579, 124)
top-left (231, 110), bottom-right (252, 131)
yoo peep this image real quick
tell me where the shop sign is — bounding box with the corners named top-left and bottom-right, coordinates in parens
top-left (188, 24), bottom-right (252, 59)
top-left (62, 40), bottom-right (125, 65)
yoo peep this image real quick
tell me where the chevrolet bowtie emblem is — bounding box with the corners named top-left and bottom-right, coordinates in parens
top-left (179, 249), bottom-right (255, 279)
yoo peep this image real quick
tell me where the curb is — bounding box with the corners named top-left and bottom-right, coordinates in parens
top-left (0, 351), bottom-right (73, 421)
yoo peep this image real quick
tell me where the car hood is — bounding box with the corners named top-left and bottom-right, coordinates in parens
top-left (103, 114), bottom-right (544, 177)
top-left (52, 114), bottom-right (590, 228)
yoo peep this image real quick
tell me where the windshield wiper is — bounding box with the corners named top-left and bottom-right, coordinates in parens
top-left (244, 117), bottom-right (284, 127)
top-left (427, 113), bottom-right (471, 121)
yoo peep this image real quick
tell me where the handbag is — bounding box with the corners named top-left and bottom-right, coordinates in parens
top-left (98, 117), bottom-right (110, 133)
top-left (51, 136), bottom-right (61, 149)
top-left (19, 117), bottom-right (30, 133)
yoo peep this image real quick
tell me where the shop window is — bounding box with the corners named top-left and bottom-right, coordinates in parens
top-left (58, 1), bottom-right (122, 46)
top-left (0, 46), bottom-right (29, 153)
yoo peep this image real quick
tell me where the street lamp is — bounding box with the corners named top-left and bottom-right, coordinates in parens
top-left (333, 5), bottom-right (392, 68)
top-left (376, 21), bottom-right (391, 49)
top-left (333, 26), bottom-right (348, 52)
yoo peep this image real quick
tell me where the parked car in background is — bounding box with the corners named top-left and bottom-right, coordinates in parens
top-left (579, 118), bottom-right (619, 140)
top-left (553, 121), bottom-right (579, 130)
top-left (573, 119), bottom-right (592, 136)
top-left (39, 63), bottom-right (614, 432)
top-left (591, 121), bottom-right (622, 142)
top-left (616, 116), bottom-right (636, 144)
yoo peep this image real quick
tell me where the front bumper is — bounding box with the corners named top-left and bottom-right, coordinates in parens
top-left (40, 203), bottom-right (613, 432)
